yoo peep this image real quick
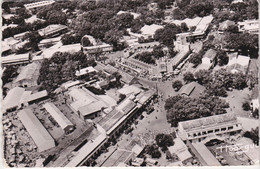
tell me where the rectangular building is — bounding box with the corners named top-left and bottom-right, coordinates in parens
top-left (43, 103), bottom-right (74, 133)
top-left (17, 109), bottom-right (55, 152)
top-left (191, 142), bottom-right (221, 166)
top-left (178, 113), bottom-right (242, 143)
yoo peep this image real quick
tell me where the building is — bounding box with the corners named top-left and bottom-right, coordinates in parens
top-left (14, 62), bottom-right (39, 88)
top-left (43, 103), bottom-right (74, 133)
top-left (65, 132), bottom-right (107, 167)
top-left (250, 85), bottom-right (259, 111)
top-left (122, 57), bottom-right (153, 73)
top-left (140, 24), bottom-right (163, 38)
top-left (218, 20), bottom-right (236, 32)
top-left (117, 11), bottom-right (140, 19)
top-left (175, 15), bottom-right (214, 42)
top-left (227, 54), bottom-right (250, 74)
top-left (75, 66), bottom-right (97, 77)
top-left (17, 109), bottom-right (55, 152)
top-left (101, 149), bottom-right (135, 167)
top-left (1, 53), bottom-right (30, 66)
top-left (117, 85), bottom-right (143, 96)
top-left (2, 87), bottom-right (26, 113)
top-left (38, 24), bottom-right (68, 38)
top-left (178, 113), bottom-right (242, 143)
top-left (68, 87), bottom-right (107, 120)
top-left (25, 90), bottom-right (48, 105)
top-left (179, 82), bottom-right (205, 98)
top-left (238, 20), bottom-right (259, 34)
top-left (168, 138), bottom-right (192, 162)
top-left (82, 44), bottom-right (113, 55)
top-left (190, 142), bottom-right (221, 166)
top-left (24, 0), bottom-right (55, 10)
top-left (195, 49), bottom-right (217, 72)
top-left (235, 137), bottom-right (259, 165)
top-left (119, 70), bottom-right (139, 85)
top-left (78, 101), bottom-right (107, 120)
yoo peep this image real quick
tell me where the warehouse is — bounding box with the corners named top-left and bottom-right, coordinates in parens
top-left (43, 103), bottom-right (74, 134)
top-left (17, 109), bottom-right (55, 152)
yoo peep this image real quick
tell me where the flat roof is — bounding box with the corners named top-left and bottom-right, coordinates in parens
top-left (192, 142), bottom-right (221, 166)
top-left (179, 113), bottom-right (238, 132)
top-left (75, 66), bottom-right (97, 76)
top-left (17, 109), bottom-right (55, 152)
top-left (43, 103), bottom-right (73, 130)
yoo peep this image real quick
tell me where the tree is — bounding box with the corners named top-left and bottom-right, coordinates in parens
top-left (165, 95), bottom-right (229, 127)
top-left (152, 45), bottom-right (164, 59)
top-left (172, 80), bottom-right (183, 91)
top-left (216, 49), bottom-right (229, 66)
top-left (61, 33), bottom-right (81, 45)
top-left (144, 144), bottom-right (161, 158)
top-left (154, 24), bottom-right (181, 47)
top-left (47, 10), bottom-right (67, 25)
top-left (104, 29), bottom-right (126, 51)
top-left (81, 37), bottom-right (92, 47)
top-left (189, 53), bottom-right (202, 67)
top-left (180, 22), bottom-right (189, 32)
top-left (252, 108), bottom-right (259, 119)
top-left (194, 69), bottom-right (212, 85)
top-left (23, 31), bottom-right (43, 52)
top-left (172, 8), bottom-right (186, 20)
top-left (242, 102), bottom-right (251, 111)
top-left (155, 134), bottom-right (174, 148)
top-left (243, 127), bottom-right (259, 145)
top-left (183, 72), bottom-right (195, 83)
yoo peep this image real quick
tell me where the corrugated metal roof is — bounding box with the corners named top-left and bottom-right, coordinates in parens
top-left (43, 103), bottom-right (73, 130)
top-left (17, 109), bottom-right (55, 152)
top-left (2, 87), bottom-right (25, 112)
top-left (14, 62), bottom-right (39, 83)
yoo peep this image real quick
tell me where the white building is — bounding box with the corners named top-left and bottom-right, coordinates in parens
top-left (24, 0), bottom-right (55, 10)
top-left (178, 113), bottom-right (242, 143)
top-left (227, 54), bottom-right (250, 74)
top-left (14, 62), bottom-right (39, 88)
top-left (168, 138), bottom-right (192, 162)
top-left (43, 103), bottom-right (74, 133)
top-left (140, 24), bottom-right (163, 38)
top-left (238, 20), bottom-right (259, 34)
top-left (17, 109), bottom-right (55, 152)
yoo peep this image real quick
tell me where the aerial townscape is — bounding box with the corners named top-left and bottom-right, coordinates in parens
top-left (1, 0), bottom-right (259, 167)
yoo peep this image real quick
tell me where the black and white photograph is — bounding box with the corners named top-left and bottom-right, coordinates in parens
top-left (1, 0), bottom-right (259, 168)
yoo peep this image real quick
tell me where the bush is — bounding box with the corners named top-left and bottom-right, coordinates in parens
top-left (242, 102), bottom-right (251, 111)
top-left (172, 80), bottom-right (183, 91)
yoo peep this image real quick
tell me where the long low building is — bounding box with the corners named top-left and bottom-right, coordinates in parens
top-left (38, 24), bottom-right (68, 38)
top-left (1, 53), bottom-right (30, 66)
top-left (43, 103), bottom-right (74, 133)
top-left (178, 113), bottom-right (242, 143)
top-left (17, 109), bottom-right (55, 152)
top-left (191, 142), bottom-right (221, 166)
top-left (82, 44), bottom-right (113, 55)
top-left (24, 0), bottom-right (55, 10)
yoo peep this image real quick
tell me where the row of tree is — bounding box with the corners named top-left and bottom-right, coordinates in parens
top-left (165, 94), bottom-right (229, 127)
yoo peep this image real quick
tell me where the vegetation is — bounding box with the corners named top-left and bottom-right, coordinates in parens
top-left (38, 51), bottom-right (96, 93)
top-left (144, 144), bottom-right (161, 158)
top-left (155, 133), bottom-right (174, 152)
top-left (154, 24), bottom-right (181, 47)
top-left (172, 80), bottom-right (183, 91)
top-left (243, 127), bottom-right (259, 145)
top-left (242, 102), bottom-right (251, 111)
top-left (61, 33), bottom-right (82, 45)
top-left (183, 72), bottom-right (195, 83)
top-left (165, 95), bottom-right (229, 127)
top-left (194, 69), bottom-right (248, 97)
